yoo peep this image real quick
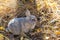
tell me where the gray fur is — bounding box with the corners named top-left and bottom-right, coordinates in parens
top-left (7, 9), bottom-right (37, 35)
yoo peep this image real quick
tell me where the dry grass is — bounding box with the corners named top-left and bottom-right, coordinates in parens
top-left (0, 0), bottom-right (60, 40)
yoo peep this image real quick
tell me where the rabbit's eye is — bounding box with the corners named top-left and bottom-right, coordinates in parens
top-left (32, 19), bottom-right (36, 21)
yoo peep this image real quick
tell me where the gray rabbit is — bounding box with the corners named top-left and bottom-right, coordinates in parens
top-left (7, 9), bottom-right (37, 40)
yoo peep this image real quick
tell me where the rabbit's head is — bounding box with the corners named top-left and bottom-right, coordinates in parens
top-left (25, 9), bottom-right (37, 29)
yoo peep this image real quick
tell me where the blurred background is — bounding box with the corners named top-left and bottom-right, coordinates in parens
top-left (0, 0), bottom-right (60, 40)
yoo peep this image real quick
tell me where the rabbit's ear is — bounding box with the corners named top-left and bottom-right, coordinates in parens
top-left (25, 9), bottom-right (31, 16)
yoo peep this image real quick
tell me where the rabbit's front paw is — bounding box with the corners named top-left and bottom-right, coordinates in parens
top-left (20, 36), bottom-right (24, 40)
top-left (24, 38), bottom-right (32, 40)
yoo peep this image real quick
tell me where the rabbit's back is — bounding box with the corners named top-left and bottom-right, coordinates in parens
top-left (8, 18), bottom-right (24, 35)
top-left (8, 18), bottom-right (33, 35)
